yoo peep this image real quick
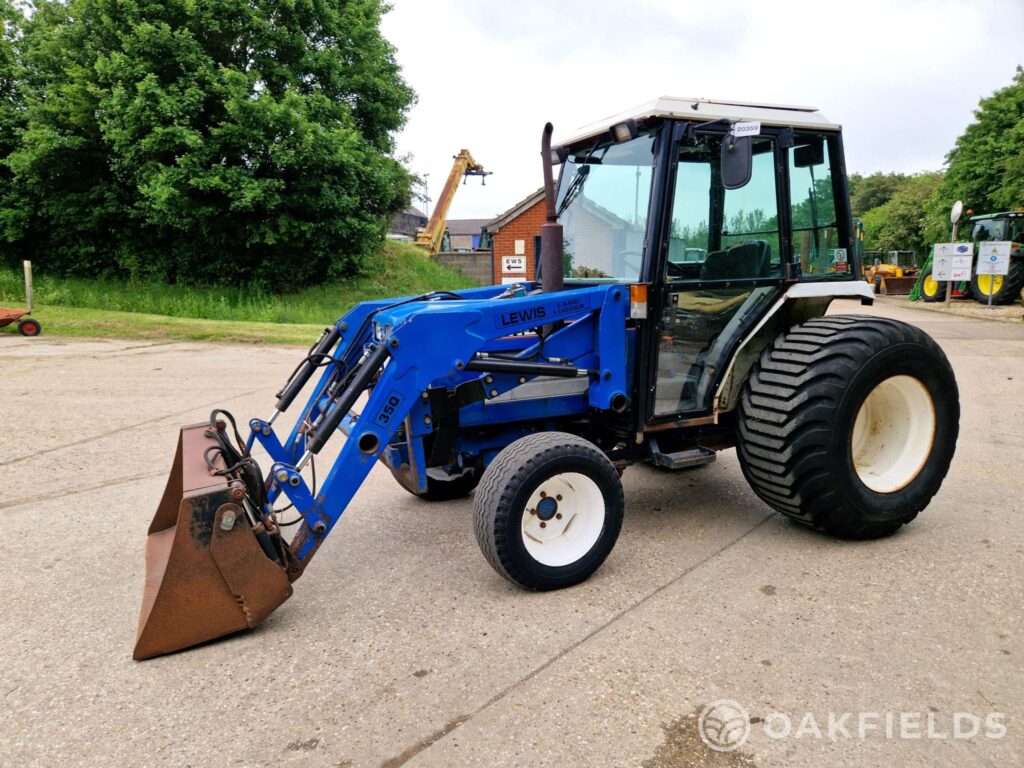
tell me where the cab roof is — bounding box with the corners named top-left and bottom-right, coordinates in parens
top-left (969, 211), bottom-right (1024, 221)
top-left (559, 96), bottom-right (840, 146)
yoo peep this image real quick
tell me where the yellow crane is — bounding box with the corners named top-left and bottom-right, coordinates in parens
top-left (416, 149), bottom-right (490, 254)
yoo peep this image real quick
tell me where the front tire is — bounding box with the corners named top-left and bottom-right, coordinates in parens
top-left (474, 432), bottom-right (624, 590)
top-left (919, 267), bottom-right (945, 302)
top-left (736, 316), bottom-right (959, 539)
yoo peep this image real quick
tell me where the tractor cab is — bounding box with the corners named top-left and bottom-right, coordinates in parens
top-left (550, 97), bottom-right (859, 424)
top-left (968, 211), bottom-right (1024, 245)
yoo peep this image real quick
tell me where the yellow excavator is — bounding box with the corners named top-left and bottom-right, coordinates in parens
top-left (415, 150), bottom-right (490, 255)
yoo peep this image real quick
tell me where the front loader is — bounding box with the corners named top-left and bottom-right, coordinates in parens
top-left (135, 97), bottom-right (960, 660)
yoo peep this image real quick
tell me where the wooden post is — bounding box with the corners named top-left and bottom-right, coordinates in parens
top-left (944, 222), bottom-right (959, 307)
top-left (22, 260), bottom-right (32, 312)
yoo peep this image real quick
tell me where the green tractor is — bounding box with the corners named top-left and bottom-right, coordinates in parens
top-left (915, 210), bottom-right (1024, 305)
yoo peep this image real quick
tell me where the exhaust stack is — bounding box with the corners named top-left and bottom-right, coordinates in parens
top-left (540, 123), bottom-right (564, 293)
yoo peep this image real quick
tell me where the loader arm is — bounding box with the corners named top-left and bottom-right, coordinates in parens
top-left (134, 283), bottom-right (630, 658)
top-left (263, 283), bottom-right (629, 571)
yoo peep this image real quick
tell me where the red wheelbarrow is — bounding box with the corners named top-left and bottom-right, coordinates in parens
top-left (0, 261), bottom-right (41, 336)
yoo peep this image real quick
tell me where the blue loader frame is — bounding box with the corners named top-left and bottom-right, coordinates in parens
top-left (247, 282), bottom-right (631, 573)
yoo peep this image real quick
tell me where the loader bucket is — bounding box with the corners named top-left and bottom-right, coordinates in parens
top-left (134, 423), bottom-right (293, 660)
top-left (880, 276), bottom-right (917, 295)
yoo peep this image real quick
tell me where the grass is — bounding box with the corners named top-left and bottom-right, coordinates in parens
top-left (0, 241), bottom-right (479, 344)
top-left (3, 306), bottom-right (327, 344)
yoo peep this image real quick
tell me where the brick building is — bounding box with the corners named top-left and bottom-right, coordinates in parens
top-left (485, 188), bottom-right (641, 284)
top-left (486, 188), bottom-right (545, 284)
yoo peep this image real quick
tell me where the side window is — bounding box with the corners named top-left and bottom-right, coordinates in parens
top-left (719, 138), bottom-right (781, 276)
top-left (666, 156), bottom-right (713, 279)
top-left (790, 137), bottom-right (844, 278)
top-left (665, 135), bottom-right (780, 282)
top-left (1011, 218), bottom-right (1024, 244)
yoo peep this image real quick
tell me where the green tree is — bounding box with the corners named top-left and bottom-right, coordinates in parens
top-left (861, 172), bottom-right (944, 257)
top-left (0, 1), bottom-right (26, 247)
top-left (0, 1), bottom-right (23, 150)
top-left (791, 177), bottom-right (836, 230)
top-left (934, 66), bottom-right (1024, 216)
top-left (995, 117), bottom-right (1024, 209)
top-left (3, 0), bottom-right (414, 289)
top-left (848, 172), bottom-right (908, 218)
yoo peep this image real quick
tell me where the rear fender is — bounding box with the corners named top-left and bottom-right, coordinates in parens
top-left (714, 281), bottom-right (875, 414)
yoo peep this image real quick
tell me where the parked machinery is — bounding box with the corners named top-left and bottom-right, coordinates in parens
top-left (863, 251), bottom-right (919, 295)
top-left (134, 98), bottom-right (959, 660)
top-left (414, 150), bottom-right (491, 255)
top-left (916, 210), bottom-right (1024, 304)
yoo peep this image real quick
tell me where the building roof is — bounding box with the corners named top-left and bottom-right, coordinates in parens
top-left (445, 218), bottom-right (491, 236)
top-left (486, 188), bottom-right (546, 234)
top-left (389, 206), bottom-right (428, 237)
top-left (559, 96), bottom-right (839, 146)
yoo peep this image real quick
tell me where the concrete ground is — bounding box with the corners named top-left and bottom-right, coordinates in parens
top-left (0, 298), bottom-right (1021, 768)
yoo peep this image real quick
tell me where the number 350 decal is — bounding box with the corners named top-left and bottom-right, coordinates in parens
top-left (374, 390), bottom-right (406, 428)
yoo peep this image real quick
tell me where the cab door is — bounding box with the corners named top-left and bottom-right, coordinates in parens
top-left (647, 128), bottom-right (790, 422)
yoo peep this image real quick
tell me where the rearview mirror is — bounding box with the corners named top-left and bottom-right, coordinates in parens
top-left (793, 141), bottom-right (824, 168)
top-left (720, 136), bottom-right (752, 190)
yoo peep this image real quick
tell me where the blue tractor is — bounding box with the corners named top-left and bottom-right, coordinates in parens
top-left (134, 98), bottom-right (960, 660)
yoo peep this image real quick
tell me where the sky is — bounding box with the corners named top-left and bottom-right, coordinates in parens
top-left (380, 0), bottom-right (1024, 221)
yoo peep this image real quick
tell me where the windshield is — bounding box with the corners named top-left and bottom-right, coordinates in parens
top-left (555, 131), bottom-right (656, 282)
top-left (972, 219), bottom-right (1007, 241)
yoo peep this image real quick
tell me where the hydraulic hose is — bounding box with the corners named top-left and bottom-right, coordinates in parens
top-left (306, 343), bottom-right (390, 454)
top-left (275, 325), bottom-right (342, 412)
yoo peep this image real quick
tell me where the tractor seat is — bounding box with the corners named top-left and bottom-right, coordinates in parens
top-left (699, 240), bottom-right (771, 281)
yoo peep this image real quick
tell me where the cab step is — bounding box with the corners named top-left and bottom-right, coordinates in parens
top-left (648, 439), bottom-right (716, 470)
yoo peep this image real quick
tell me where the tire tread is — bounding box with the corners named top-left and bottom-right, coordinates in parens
top-left (736, 314), bottom-right (957, 539)
top-left (474, 432), bottom-right (623, 589)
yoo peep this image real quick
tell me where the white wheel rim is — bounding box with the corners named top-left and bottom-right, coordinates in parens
top-left (851, 375), bottom-right (936, 493)
top-left (520, 472), bottom-right (605, 567)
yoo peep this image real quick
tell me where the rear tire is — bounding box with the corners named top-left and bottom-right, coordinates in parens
top-left (391, 465), bottom-right (480, 501)
top-left (970, 259), bottom-right (1024, 305)
top-left (736, 316), bottom-right (959, 539)
top-left (17, 318), bottom-right (41, 336)
top-left (919, 267), bottom-right (945, 302)
top-left (420, 467), bottom-right (480, 501)
top-left (474, 432), bottom-right (624, 590)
